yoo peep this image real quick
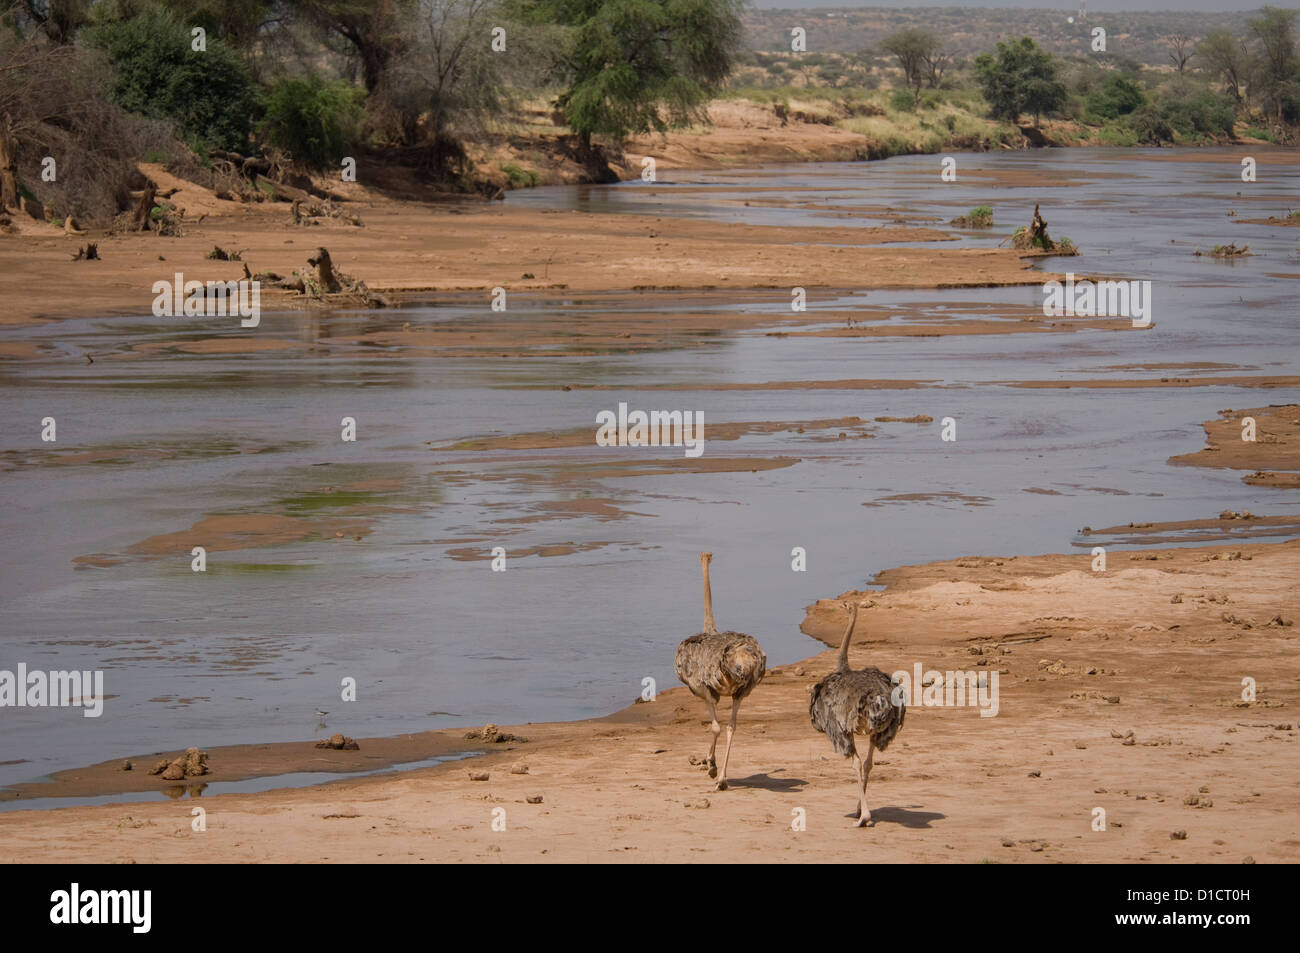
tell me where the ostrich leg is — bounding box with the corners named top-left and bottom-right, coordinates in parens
top-left (715, 698), bottom-right (742, 791)
top-left (706, 700), bottom-right (721, 778)
top-left (855, 739), bottom-right (877, 828)
top-left (849, 747), bottom-right (864, 820)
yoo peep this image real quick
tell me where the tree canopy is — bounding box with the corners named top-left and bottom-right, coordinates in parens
top-left (973, 37), bottom-right (1065, 125)
top-left (519, 0), bottom-right (744, 147)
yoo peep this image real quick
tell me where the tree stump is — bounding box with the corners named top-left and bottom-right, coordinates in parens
top-left (0, 116), bottom-right (19, 213)
top-left (127, 186), bottom-right (156, 231)
top-left (307, 247), bottom-right (341, 293)
top-left (1028, 204), bottom-right (1049, 248)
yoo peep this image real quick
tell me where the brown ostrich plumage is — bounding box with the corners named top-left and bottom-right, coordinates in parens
top-left (674, 552), bottom-right (766, 790)
top-left (808, 601), bottom-right (905, 826)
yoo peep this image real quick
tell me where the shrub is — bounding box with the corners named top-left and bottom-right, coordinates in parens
top-left (1126, 105), bottom-right (1174, 145)
top-left (1158, 91), bottom-right (1236, 139)
top-left (258, 76), bottom-right (364, 168)
top-left (84, 9), bottom-right (254, 151)
top-left (0, 34), bottom-right (189, 225)
top-left (1084, 75), bottom-right (1145, 121)
top-left (889, 87), bottom-right (917, 112)
top-left (1240, 126), bottom-right (1276, 142)
top-left (499, 162), bottom-right (541, 188)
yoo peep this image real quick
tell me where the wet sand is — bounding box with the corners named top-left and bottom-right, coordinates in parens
top-left (1, 537), bottom-right (1295, 862)
top-left (1169, 404), bottom-right (1300, 487)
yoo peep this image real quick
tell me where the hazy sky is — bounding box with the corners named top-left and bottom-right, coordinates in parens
top-left (750, 1), bottom-right (1299, 10)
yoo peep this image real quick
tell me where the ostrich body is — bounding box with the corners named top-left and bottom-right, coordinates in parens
top-left (674, 552), bottom-right (766, 791)
top-left (809, 601), bottom-right (904, 826)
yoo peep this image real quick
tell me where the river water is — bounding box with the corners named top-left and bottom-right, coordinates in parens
top-left (1, 147), bottom-right (1297, 794)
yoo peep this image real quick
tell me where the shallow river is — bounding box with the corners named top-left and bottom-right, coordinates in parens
top-left (1, 147), bottom-right (1297, 794)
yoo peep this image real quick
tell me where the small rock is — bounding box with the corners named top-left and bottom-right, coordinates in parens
top-left (1199, 785), bottom-right (1210, 793)
top-left (1028, 770), bottom-right (1041, 778)
top-left (525, 795), bottom-right (543, 804)
top-left (793, 666), bottom-right (806, 677)
top-left (1198, 798), bottom-right (1214, 808)
top-left (510, 762), bottom-right (529, 775)
top-left (1030, 843), bottom-right (1044, 852)
top-left (468, 771), bottom-right (490, 781)
top-left (122, 760), bottom-right (133, 772)
top-left (1183, 794), bottom-right (1199, 806)
top-left (1171, 830), bottom-right (1187, 840)
top-left (1001, 838), bottom-right (1014, 847)
top-left (1243, 855), bottom-right (1255, 864)
top-left (686, 798), bottom-right (710, 809)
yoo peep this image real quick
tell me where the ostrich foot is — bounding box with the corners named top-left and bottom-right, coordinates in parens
top-left (714, 779), bottom-right (728, 791)
top-left (854, 810), bottom-right (874, 828)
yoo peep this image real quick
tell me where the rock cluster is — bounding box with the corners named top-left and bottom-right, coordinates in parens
top-left (148, 747), bottom-right (208, 780)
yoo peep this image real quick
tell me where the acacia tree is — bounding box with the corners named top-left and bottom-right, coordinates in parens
top-left (973, 37), bottom-right (1065, 126)
top-left (1197, 29), bottom-right (1249, 105)
top-left (295, 0), bottom-right (415, 93)
top-left (1169, 33), bottom-right (1193, 73)
top-left (879, 29), bottom-right (942, 98)
top-left (1249, 6), bottom-right (1299, 122)
top-left (381, 0), bottom-right (535, 176)
top-left (522, 0), bottom-right (744, 154)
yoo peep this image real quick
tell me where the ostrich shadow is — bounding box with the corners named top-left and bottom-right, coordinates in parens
top-left (726, 770), bottom-right (808, 792)
top-left (856, 805), bottom-right (944, 828)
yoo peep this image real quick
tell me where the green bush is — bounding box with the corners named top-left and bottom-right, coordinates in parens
top-left (889, 87), bottom-right (917, 112)
top-left (499, 162), bottom-right (541, 188)
top-left (84, 10), bottom-right (254, 152)
top-left (1125, 105), bottom-right (1174, 145)
top-left (1159, 92), bottom-right (1236, 139)
top-left (1240, 126), bottom-right (1276, 142)
top-left (1095, 125), bottom-right (1139, 146)
top-left (1084, 75), bottom-right (1145, 121)
top-left (258, 76), bottom-right (364, 168)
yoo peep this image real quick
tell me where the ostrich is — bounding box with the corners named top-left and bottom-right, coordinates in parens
top-left (809, 600), bottom-right (905, 826)
top-left (674, 552), bottom-right (767, 791)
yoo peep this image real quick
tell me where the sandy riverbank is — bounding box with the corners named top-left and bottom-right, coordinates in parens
top-left (1, 535), bottom-right (1295, 862)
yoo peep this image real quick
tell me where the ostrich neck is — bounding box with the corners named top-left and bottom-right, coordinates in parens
top-left (835, 607), bottom-right (858, 671)
top-left (702, 561), bottom-right (718, 635)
